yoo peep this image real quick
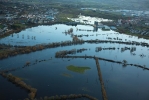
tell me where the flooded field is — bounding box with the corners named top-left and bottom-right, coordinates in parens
top-left (0, 23), bottom-right (149, 100)
top-left (68, 15), bottom-right (112, 24)
top-left (0, 24), bottom-right (148, 46)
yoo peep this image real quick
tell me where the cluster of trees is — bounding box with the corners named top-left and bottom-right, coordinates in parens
top-left (55, 48), bottom-right (88, 57)
top-left (106, 37), bottom-right (123, 41)
top-left (77, 29), bottom-right (93, 32)
top-left (0, 39), bottom-right (148, 60)
top-left (95, 46), bottom-right (137, 53)
top-left (86, 39), bottom-right (149, 47)
top-left (64, 28), bottom-right (73, 34)
top-left (0, 40), bottom-right (85, 60)
top-left (0, 45), bottom-right (45, 59)
top-left (11, 24), bottom-right (25, 30)
top-left (95, 47), bottom-right (116, 52)
top-left (73, 36), bottom-right (80, 42)
top-left (122, 60), bottom-right (127, 66)
top-left (68, 28), bottom-right (73, 33)
top-left (56, 50), bottom-right (75, 57)
top-left (121, 47), bottom-right (136, 53)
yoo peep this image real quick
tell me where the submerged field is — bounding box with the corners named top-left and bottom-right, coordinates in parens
top-left (0, 22), bottom-right (149, 100)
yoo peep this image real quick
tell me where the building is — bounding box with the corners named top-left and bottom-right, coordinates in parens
top-left (94, 21), bottom-right (98, 27)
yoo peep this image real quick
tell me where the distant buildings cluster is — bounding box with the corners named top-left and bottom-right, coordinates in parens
top-left (94, 21), bottom-right (116, 31)
top-left (117, 18), bottom-right (149, 35)
top-left (117, 19), bottom-right (141, 25)
top-left (0, 1), bottom-right (59, 35)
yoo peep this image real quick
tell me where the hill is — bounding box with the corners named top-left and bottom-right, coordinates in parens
top-left (1, 0), bottom-right (149, 10)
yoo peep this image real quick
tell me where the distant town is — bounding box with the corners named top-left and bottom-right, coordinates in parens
top-left (0, 1), bottom-right (58, 36)
top-left (0, 1), bottom-right (149, 38)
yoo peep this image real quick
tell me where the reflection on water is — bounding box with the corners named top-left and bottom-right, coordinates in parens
top-left (0, 24), bottom-right (149, 100)
top-left (1, 24), bottom-right (149, 46)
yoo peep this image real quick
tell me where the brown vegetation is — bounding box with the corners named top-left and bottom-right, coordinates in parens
top-left (73, 36), bottom-right (80, 42)
top-left (95, 57), bottom-right (108, 100)
top-left (0, 39), bottom-right (149, 60)
top-left (55, 48), bottom-right (87, 57)
top-left (0, 73), bottom-right (37, 100)
top-left (56, 55), bottom-right (149, 71)
top-left (24, 94), bottom-right (98, 100)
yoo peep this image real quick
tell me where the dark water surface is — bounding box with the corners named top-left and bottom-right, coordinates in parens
top-left (0, 24), bottom-right (149, 100)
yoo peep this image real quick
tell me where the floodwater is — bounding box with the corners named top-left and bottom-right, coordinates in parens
top-left (68, 15), bottom-right (113, 24)
top-left (0, 24), bottom-right (149, 100)
top-left (0, 24), bottom-right (148, 46)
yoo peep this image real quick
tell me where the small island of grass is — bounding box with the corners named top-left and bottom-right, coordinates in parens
top-left (66, 65), bottom-right (91, 74)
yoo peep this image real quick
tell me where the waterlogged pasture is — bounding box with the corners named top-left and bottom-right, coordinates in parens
top-left (0, 23), bottom-right (149, 100)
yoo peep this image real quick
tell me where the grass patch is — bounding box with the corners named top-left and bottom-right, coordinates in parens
top-left (11, 23), bottom-right (26, 30)
top-left (80, 10), bottom-right (127, 20)
top-left (66, 65), bottom-right (91, 74)
top-left (57, 13), bottom-right (72, 22)
top-left (116, 26), bottom-right (149, 39)
top-left (56, 8), bottom-right (79, 22)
